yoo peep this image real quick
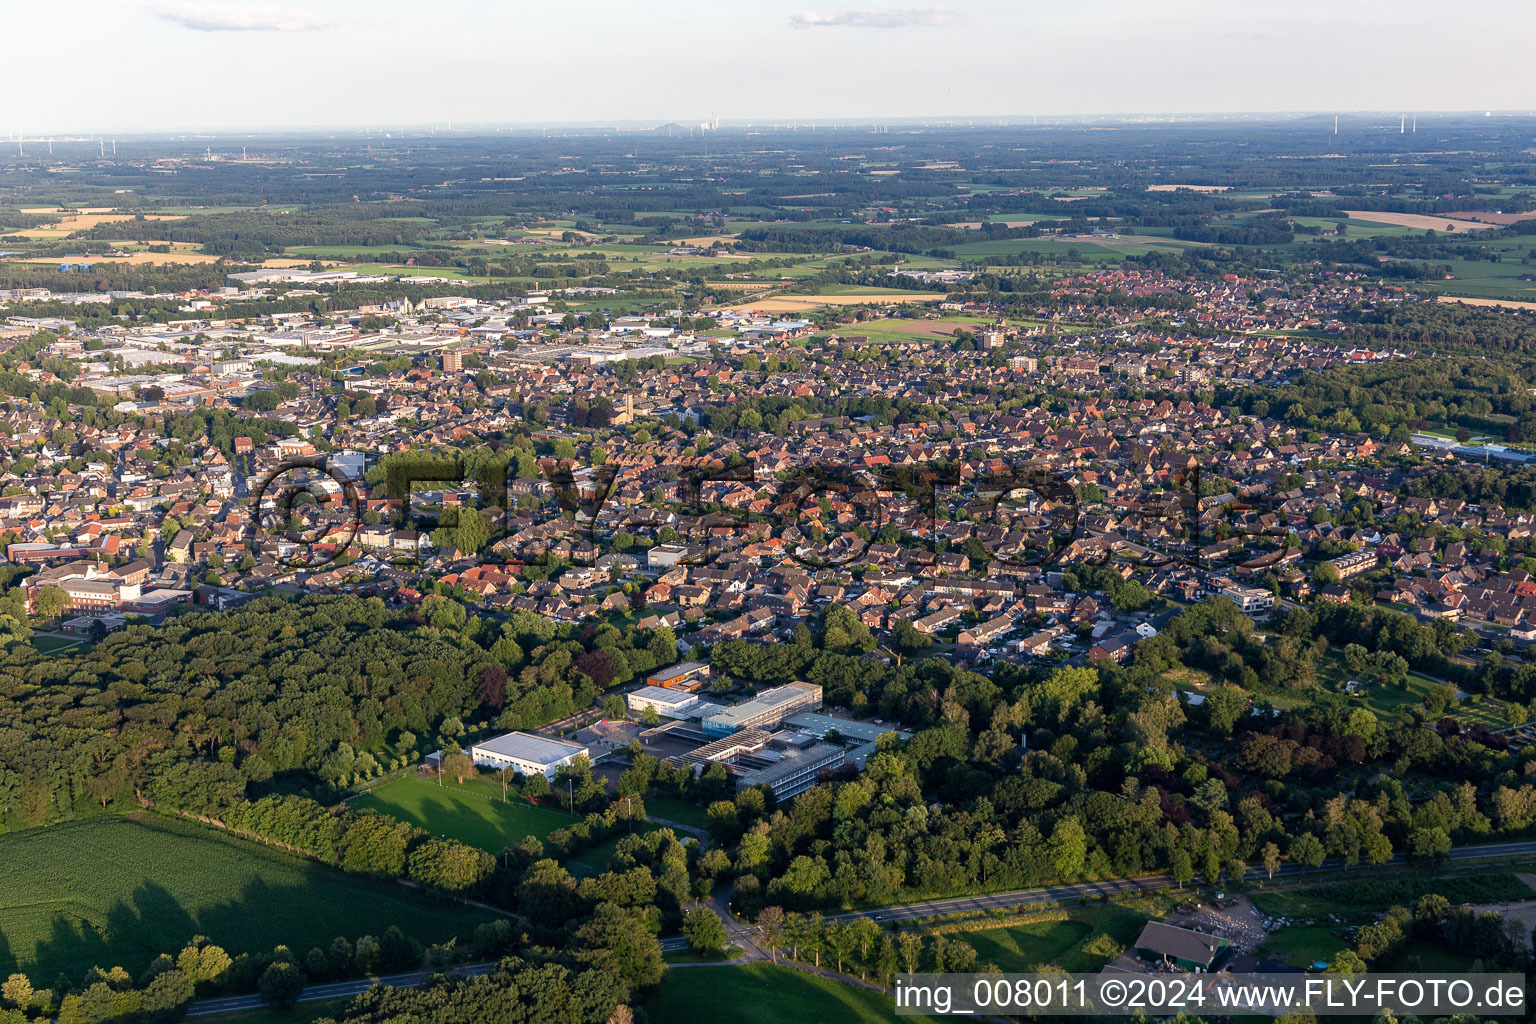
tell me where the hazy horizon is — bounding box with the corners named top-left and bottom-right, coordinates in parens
top-left (11, 0), bottom-right (1535, 135)
top-left (9, 111), bottom-right (1534, 142)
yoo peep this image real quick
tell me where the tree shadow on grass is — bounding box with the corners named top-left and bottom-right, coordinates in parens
top-left (1, 842), bottom-right (481, 987)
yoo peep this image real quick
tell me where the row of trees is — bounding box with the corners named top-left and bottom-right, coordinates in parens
top-left (220, 795), bottom-right (494, 894)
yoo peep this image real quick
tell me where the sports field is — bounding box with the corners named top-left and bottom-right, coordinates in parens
top-left (354, 775), bottom-right (576, 852)
top-left (0, 815), bottom-right (490, 981)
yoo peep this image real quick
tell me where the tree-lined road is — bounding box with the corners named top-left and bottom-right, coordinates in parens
top-left (822, 837), bottom-right (1536, 926)
top-left (184, 837), bottom-right (1536, 1018)
top-left (185, 962), bottom-right (496, 1018)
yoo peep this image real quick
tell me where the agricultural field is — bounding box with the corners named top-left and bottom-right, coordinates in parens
top-left (1418, 258), bottom-right (1536, 302)
top-left (0, 815), bottom-right (489, 981)
top-left (353, 775), bottom-right (576, 852)
top-left (1338, 211), bottom-right (1497, 234)
top-left (719, 292), bottom-right (945, 313)
top-left (644, 964), bottom-right (940, 1024)
top-left (1435, 294), bottom-right (1536, 311)
top-left (844, 316), bottom-right (995, 345)
top-left (6, 209), bottom-right (186, 238)
top-left (945, 237), bottom-right (1125, 259)
top-left (1289, 215), bottom-right (1422, 239)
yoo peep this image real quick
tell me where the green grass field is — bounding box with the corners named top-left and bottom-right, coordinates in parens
top-left (32, 635), bottom-right (87, 654)
top-left (1356, 672), bottom-right (1444, 720)
top-left (0, 815), bottom-right (490, 982)
top-left (354, 775), bottom-right (576, 852)
top-left (1257, 925), bottom-right (1348, 967)
top-left (641, 797), bottom-right (710, 831)
top-left (960, 918), bottom-right (1091, 970)
top-left (947, 900), bottom-right (1170, 973)
top-left (644, 964), bottom-right (940, 1024)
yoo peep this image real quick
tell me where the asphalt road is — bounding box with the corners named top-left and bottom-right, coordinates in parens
top-left (185, 962), bottom-right (496, 1018)
top-left (823, 837), bottom-right (1536, 926)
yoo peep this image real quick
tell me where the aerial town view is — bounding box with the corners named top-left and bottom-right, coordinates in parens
top-left (3, 2), bottom-right (1536, 1022)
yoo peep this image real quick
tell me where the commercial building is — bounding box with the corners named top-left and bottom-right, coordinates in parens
top-left (702, 681), bottom-right (822, 737)
top-left (469, 732), bottom-right (589, 778)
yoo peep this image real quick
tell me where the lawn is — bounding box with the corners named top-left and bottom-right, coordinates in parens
top-left (1357, 672), bottom-right (1443, 720)
top-left (949, 899), bottom-right (1170, 973)
top-left (642, 797), bottom-right (710, 831)
top-left (0, 815), bottom-right (490, 982)
top-left (566, 824), bottom-right (659, 877)
top-left (960, 918), bottom-right (1092, 970)
top-left (644, 964), bottom-right (940, 1024)
top-left (354, 775), bottom-right (575, 853)
top-left (1257, 925), bottom-right (1348, 967)
top-left (32, 635), bottom-right (87, 654)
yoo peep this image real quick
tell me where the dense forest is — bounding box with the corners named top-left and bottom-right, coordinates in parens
top-left (0, 595), bottom-right (684, 831)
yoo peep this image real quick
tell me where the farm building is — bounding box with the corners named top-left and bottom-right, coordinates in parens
top-left (1133, 922), bottom-right (1230, 972)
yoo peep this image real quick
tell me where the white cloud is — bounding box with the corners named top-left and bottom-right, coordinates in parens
top-left (154, 3), bottom-right (334, 31)
top-left (789, 7), bottom-right (958, 29)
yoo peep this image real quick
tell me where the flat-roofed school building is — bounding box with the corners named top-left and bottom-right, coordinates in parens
top-left (646, 660), bottom-right (711, 691)
top-left (469, 732), bottom-right (589, 778)
top-left (702, 681), bottom-right (822, 737)
top-left (626, 685), bottom-right (700, 717)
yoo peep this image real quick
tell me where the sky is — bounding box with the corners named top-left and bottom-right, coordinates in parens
top-left (11, 0), bottom-right (1536, 133)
